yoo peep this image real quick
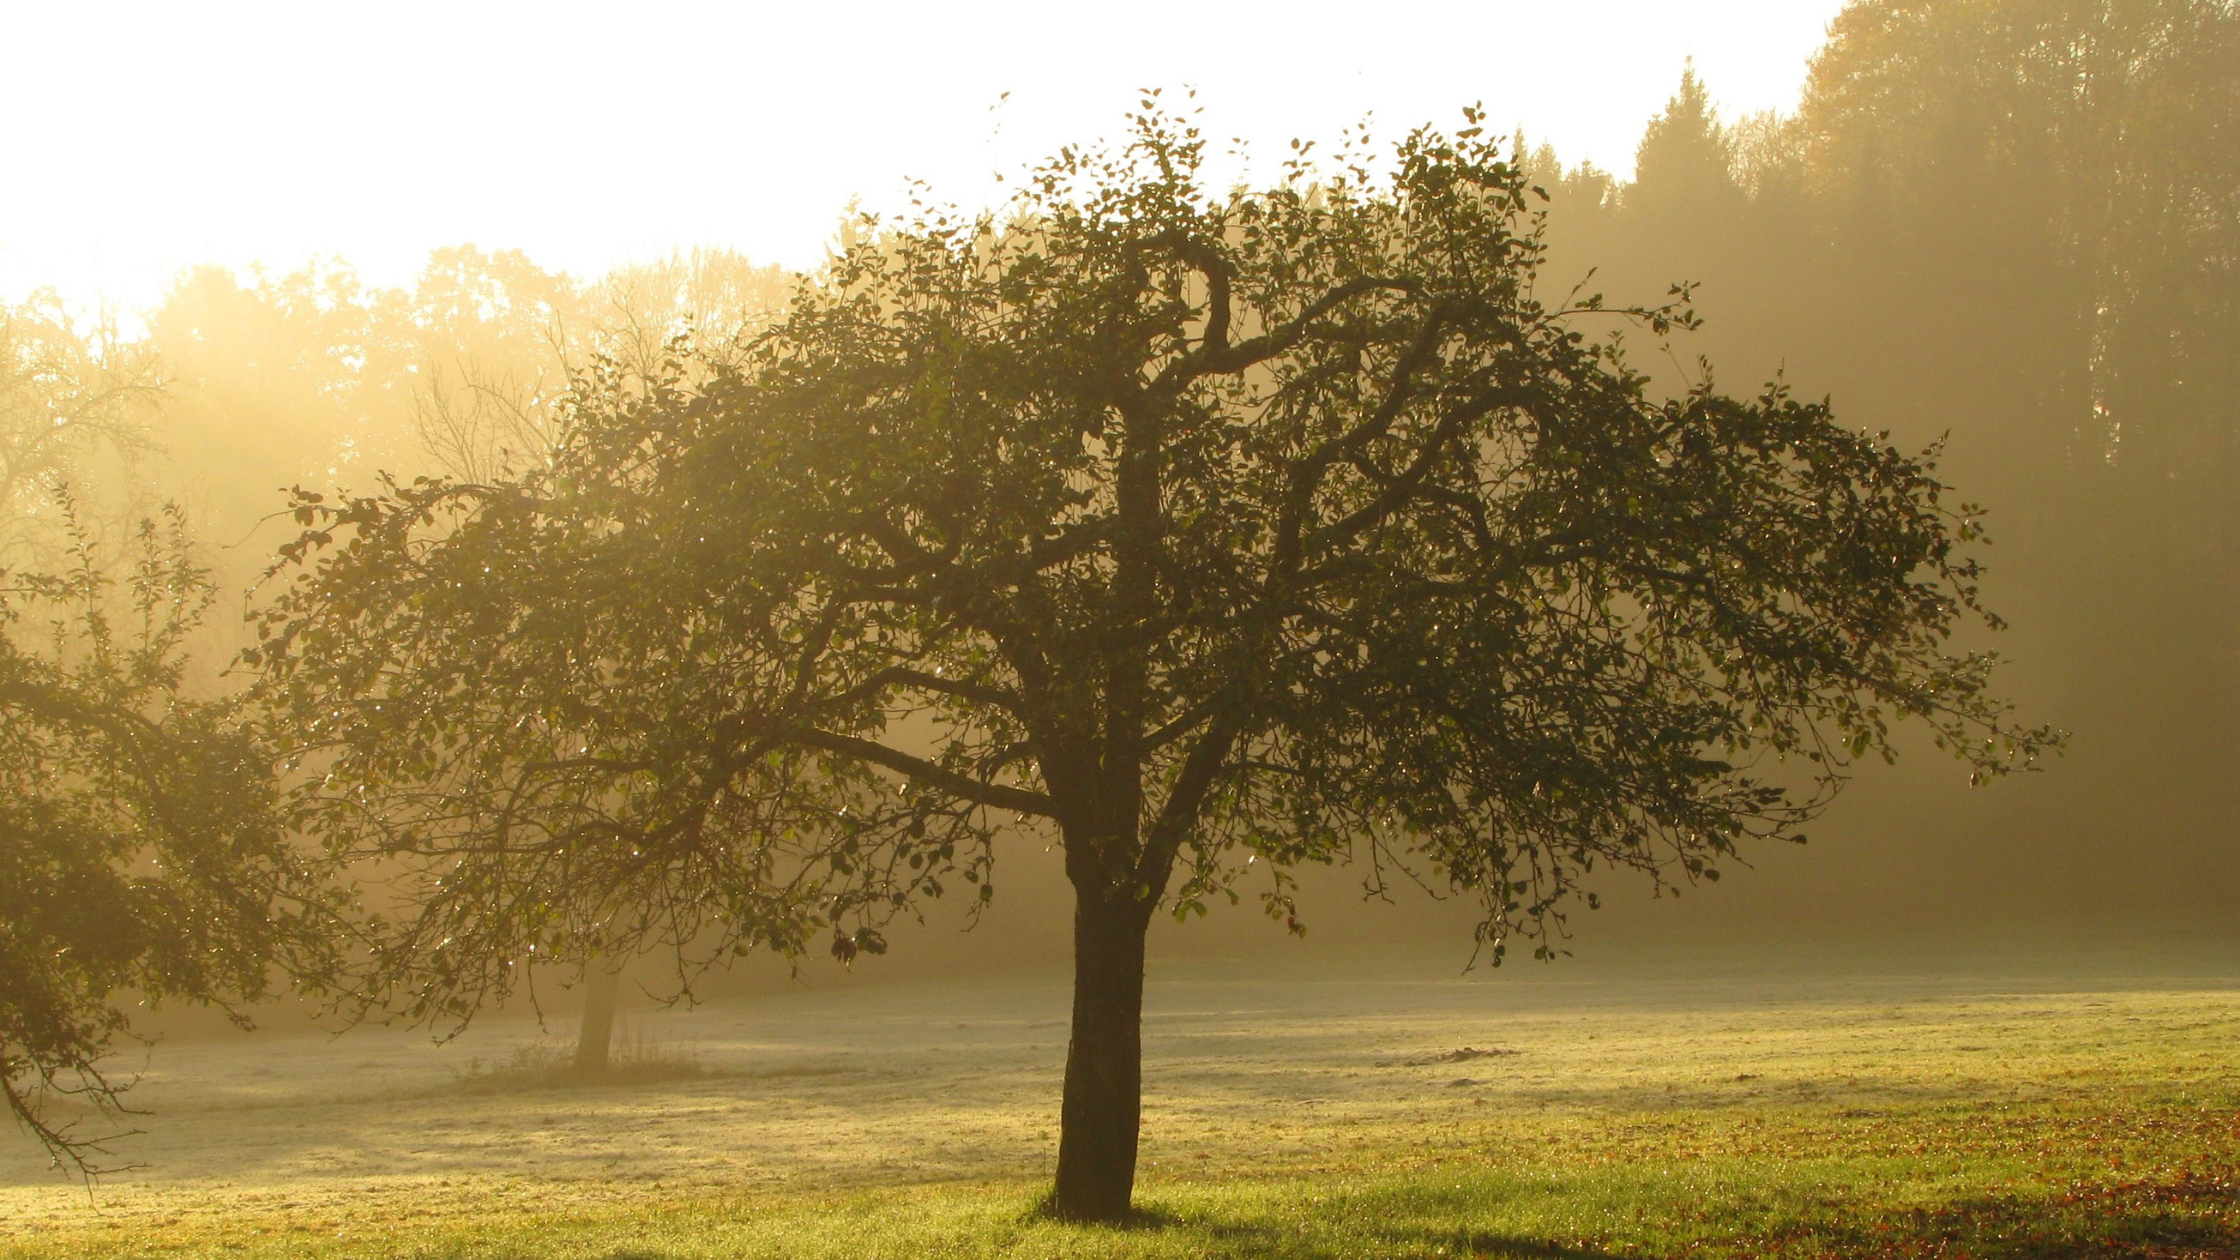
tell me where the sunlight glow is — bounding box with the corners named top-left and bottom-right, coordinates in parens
top-left (1, 0), bottom-right (1845, 308)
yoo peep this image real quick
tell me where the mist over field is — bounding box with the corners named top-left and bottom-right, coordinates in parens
top-left (2, 1), bottom-right (2235, 1254)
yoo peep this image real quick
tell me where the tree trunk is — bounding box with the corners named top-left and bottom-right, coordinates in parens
top-left (1051, 891), bottom-right (1151, 1221)
top-left (573, 957), bottom-right (623, 1074)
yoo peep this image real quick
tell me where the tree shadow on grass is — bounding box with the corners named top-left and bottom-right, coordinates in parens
top-left (1751, 1170), bottom-right (2240, 1259)
top-left (1023, 1194), bottom-right (1186, 1231)
top-left (1111, 1168), bottom-right (2240, 1260)
top-left (1092, 1197), bottom-right (1625, 1259)
top-left (1196, 1220), bottom-right (1620, 1259)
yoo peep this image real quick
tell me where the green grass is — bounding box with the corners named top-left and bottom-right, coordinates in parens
top-left (5, 978), bottom-right (2236, 1257)
top-left (16, 1094), bottom-right (2235, 1257)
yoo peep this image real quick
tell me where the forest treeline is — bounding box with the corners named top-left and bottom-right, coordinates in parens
top-left (1523, 0), bottom-right (2239, 927)
top-left (2, 0), bottom-right (2233, 946)
top-left (1, 247), bottom-right (791, 584)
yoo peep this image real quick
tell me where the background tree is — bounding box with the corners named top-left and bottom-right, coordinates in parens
top-left (132, 248), bottom-right (792, 1072)
top-left (0, 506), bottom-right (326, 1171)
top-left (144, 247), bottom-right (791, 573)
top-left (0, 296), bottom-right (162, 563)
top-left (252, 102), bottom-right (2052, 1220)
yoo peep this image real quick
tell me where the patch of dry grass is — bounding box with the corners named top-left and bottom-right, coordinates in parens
top-left (449, 1021), bottom-right (713, 1095)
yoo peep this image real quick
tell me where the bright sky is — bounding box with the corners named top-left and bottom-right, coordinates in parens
top-left (2, 0), bottom-right (1846, 312)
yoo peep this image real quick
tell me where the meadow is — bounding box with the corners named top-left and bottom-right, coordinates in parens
top-left (3, 953), bottom-right (2235, 1259)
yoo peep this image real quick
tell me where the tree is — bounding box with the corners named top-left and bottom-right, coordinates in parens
top-left (146, 249), bottom-right (795, 1071)
top-left (251, 102), bottom-right (2054, 1220)
top-left (0, 507), bottom-right (326, 1172)
top-left (1628, 61), bottom-right (1745, 233)
top-left (572, 956), bottom-right (626, 1073)
top-left (0, 296), bottom-right (161, 562)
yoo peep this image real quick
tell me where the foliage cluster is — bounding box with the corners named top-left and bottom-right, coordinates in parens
top-left (0, 509), bottom-right (325, 1166)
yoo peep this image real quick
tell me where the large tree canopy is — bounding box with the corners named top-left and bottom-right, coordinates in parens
top-left (253, 103), bottom-right (2053, 1219)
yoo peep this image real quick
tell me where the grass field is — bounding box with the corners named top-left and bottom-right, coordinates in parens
top-left (3, 956), bottom-right (2236, 1258)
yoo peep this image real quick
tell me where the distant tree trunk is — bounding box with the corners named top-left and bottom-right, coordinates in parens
top-left (574, 957), bottom-right (623, 1074)
top-left (1050, 890), bottom-right (1151, 1221)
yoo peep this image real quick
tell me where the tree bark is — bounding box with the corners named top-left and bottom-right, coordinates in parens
top-left (573, 957), bottom-right (623, 1074)
top-left (1050, 889), bottom-right (1151, 1221)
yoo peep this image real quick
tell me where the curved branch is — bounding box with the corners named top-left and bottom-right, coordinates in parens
top-left (790, 727), bottom-right (1056, 817)
top-left (1154, 273), bottom-right (1419, 394)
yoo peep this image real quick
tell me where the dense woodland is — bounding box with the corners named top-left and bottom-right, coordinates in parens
top-left (1, 0), bottom-right (2234, 1208)
top-left (1524, 0), bottom-right (2238, 927)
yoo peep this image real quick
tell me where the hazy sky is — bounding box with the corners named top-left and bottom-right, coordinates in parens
top-left (3, 1), bottom-right (1845, 310)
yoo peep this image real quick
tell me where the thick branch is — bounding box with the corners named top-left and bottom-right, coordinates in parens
top-left (1133, 705), bottom-right (1248, 894)
top-left (790, 727), bottom-right (1056, 817)
top-left (1308, 394), bottom-right (1504, 556)
top-left (1153, 274), bottom-right (1417, 395)
top-left (822, 665), bottom-right (1031, 719)
top-left (1268, 306), bottom-right (1460, 580)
